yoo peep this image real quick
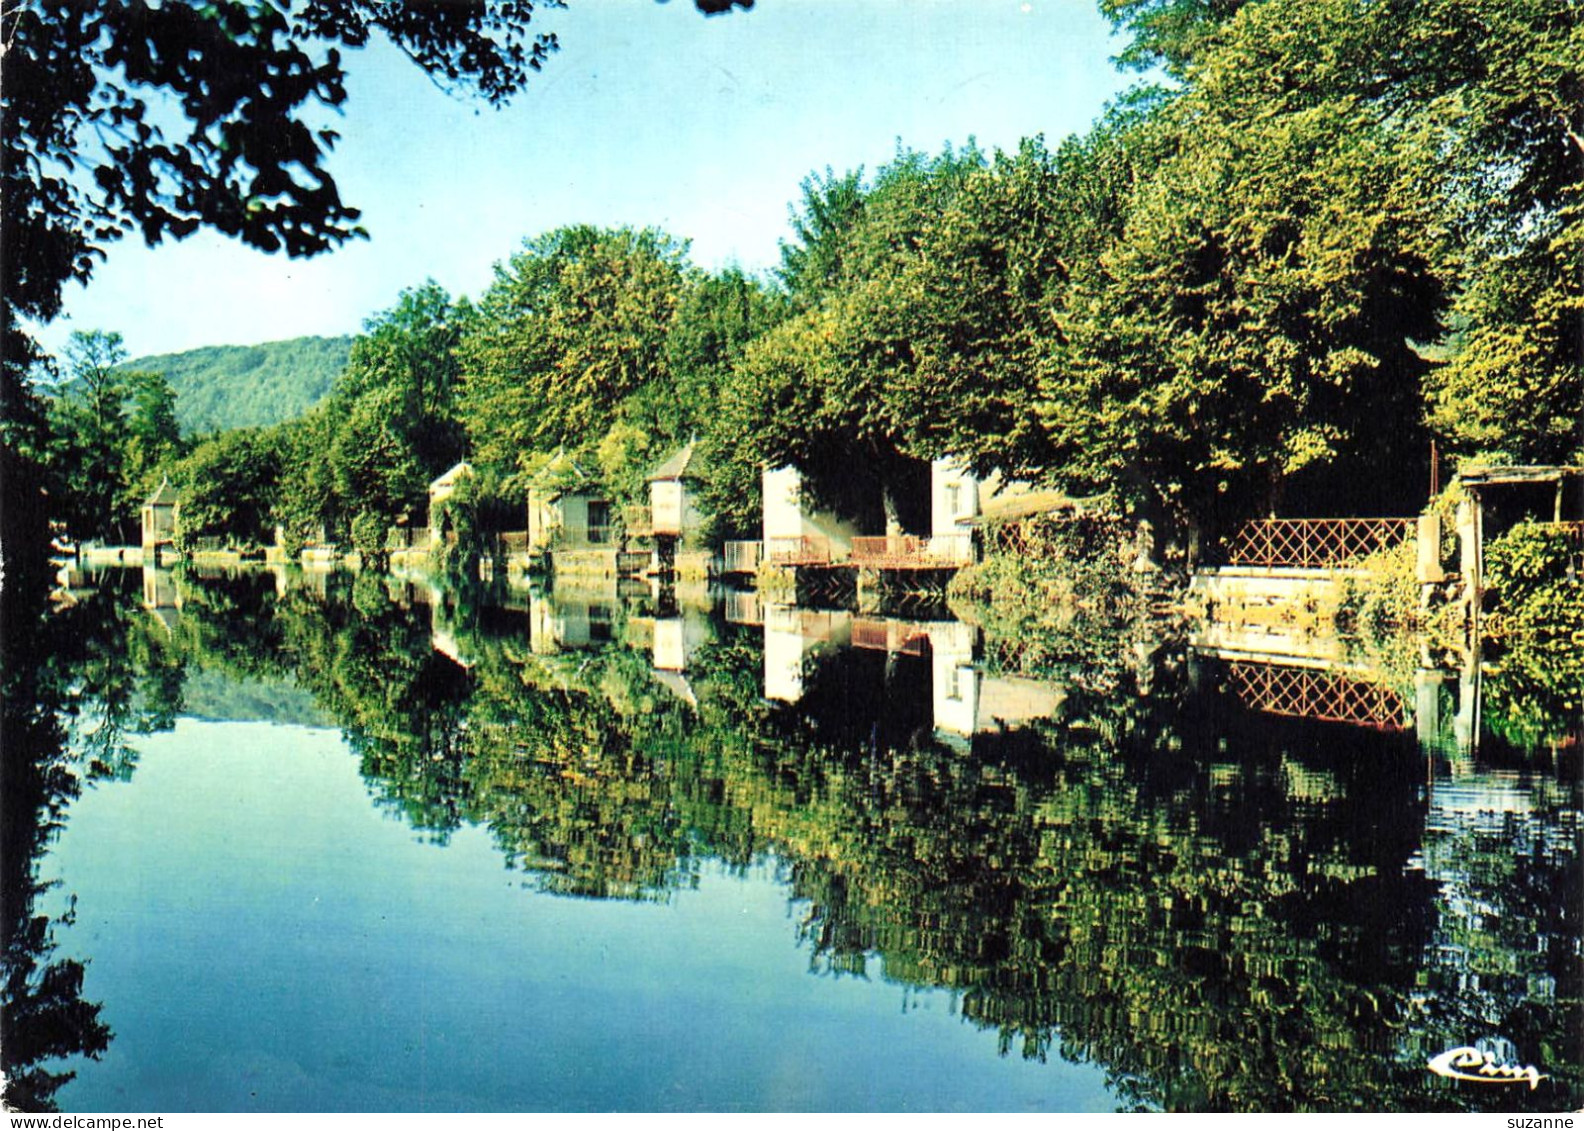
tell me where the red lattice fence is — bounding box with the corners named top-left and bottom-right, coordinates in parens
top-left (1228, 518), bottom-right (1413, 568)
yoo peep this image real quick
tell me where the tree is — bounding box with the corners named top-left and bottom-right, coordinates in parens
top-left (670, 267), bottom-right (789, 537)
top-left (268, 407), bottom-right (339, 553)
top-left (776, 167), bottom-right (866, 307)
top-left (1407, 0), bottom-right (1584, 466)
top-left (459, 225), bottom-right (689, 495)
top-left (666, 266), bottom-right (789, 439)
top-left (1026, 1), bottom-right (1470, 554)
top-left (324, 280), bottom-right (470, 559)
top-left (728, 146), bottom-right (988, 533)
top-left (124, 371), bottom-right (183, 492)
top-left (171, 427), bottom-right (281, 550)
top-left (1098, 0), bottom-right (1251, 77)
top-left (46, 330), bottom-right (134, 541)
top-left (2, 0), bottom-right (750, 331)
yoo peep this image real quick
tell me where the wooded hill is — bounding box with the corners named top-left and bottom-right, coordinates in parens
top-left (122, 336), bottom-right (350, 434)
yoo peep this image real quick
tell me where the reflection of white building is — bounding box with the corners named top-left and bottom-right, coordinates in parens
top-left (141, 566), bottom-right (182, 636)
top-left (527, 582), bottom-right (619, 653)
top-left (927, 616), bottom-right (1065, 739)
top-left (927, 620), bottom-right (980, 737)
top-left (757, 607), bottom-right (1066, 733)
top-left (646, 608), bottom-right (714, 708)
top-left (652, 612), bottom-right (712, 673)
top-left (763, 605), bottom-right (852, 702)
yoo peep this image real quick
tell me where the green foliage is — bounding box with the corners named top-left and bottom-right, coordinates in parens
top-left (280, 282), bottom-right (474, 559)
top-left (1336, 542), bottom-right (1422, 635)
top-left (722, 145), bottom-right (989, 531)
top-left (1478, 521), bottom-right (1584, 748)
top-left (1416, 0), bottom-right (1584, 466)
top-left (429, 471), bottom-right (489, 581)
top-left (459, 226), bottom-right (697, 511)
top-left (948, 513), bottom-right (1162, 694)
top-left (1483, 521), bottom-right (1584, 643)
top-left (1099, 0), bottom-right (1251, 76)
top-left (124, 371), bottom-right (181, 489)
top-left (171, 428), bottom-right (281, 550)
top-left (45, 331), bottom-right (132, 541)
top-left (268, 410), bottom-right (338, 555)
top-left (777, 166), bottom-right (866, 304)
top-left (1046, 8), bottom-right (1446, 541)
top-left (1481, 639), bottom-right (1584, 753)
top-left (122, 336), bottom-right (351, 433)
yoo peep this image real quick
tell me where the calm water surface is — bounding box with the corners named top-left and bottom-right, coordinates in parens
top-left (7, 567), bottom-right (1580, 1112)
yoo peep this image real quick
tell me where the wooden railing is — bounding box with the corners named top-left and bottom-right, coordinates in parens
top-left (850, 534), bottom-right (974, 568)
top-left (1227, 518), bottom-right (1413, 568)
top-left (851, 535), bottom-right (925, 565)
top-left (850, 618), bottom-right (929, 655)
top-left (723, 540), bottom-right (762, 574)
top-left (767, 536), bottom-right (830, 566)
top-left (389, 527), bottom-right (433, 551)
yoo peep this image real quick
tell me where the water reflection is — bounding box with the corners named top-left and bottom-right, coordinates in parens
top-left (5, 564), bottom-right (1579, 1112)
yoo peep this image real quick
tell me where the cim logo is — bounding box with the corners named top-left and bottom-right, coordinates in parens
top-left (1428, 1046), bottom-right (1546, 1090)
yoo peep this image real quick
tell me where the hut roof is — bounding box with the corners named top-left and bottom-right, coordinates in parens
top-left (429, 461), bottom-right (473, 492)
top-left (970, 488), bottom-right (1084, 526)
top-left (145, 478), bottom-right (179, 506)
top-left (1459, 465), bottom-right (1583, 488)
top-left (648, 442), bottom-right (704, 483)
top-left (529, 451), bottom-right (596, 499)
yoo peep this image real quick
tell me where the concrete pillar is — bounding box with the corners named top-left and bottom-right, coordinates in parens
top-left (1416, 513), bottom-right (1445, 583)
top-left (1414, 669), bottom-right (1446, 754)
top-left (1455, 499), bottom-right (1478, 593)
top-left (1452, 657), bottom-right (1480, 760)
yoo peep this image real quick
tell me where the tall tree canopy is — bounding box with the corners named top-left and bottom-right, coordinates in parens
top-left (1, 0), bottom-right (748, 332)
top-left (727, 146), bottom-right (989, 530)
top-left (458, 225), bottom-right (690, 494)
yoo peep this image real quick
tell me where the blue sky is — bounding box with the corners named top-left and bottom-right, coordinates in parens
top-left (44, 0), bottom-right (1132, 360)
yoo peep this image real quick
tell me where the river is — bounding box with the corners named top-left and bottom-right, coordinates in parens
top-left (4, 565), bottom-right (1579, 1112)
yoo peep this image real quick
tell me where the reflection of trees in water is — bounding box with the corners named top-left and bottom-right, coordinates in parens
top-left (22, 572), bottom-right (1579, 1112)
top-left (1413, 774), bottom-right (1582, 1103)
top-left (1, 572), bottom-right (185, 1110)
